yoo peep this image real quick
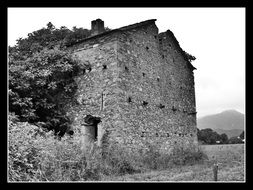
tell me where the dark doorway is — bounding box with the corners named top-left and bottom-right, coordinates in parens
top-left (84, 115), bottom-right (101, 141)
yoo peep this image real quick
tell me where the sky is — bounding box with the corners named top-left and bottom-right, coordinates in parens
top-left (8, 8), bottom-right (245, 118)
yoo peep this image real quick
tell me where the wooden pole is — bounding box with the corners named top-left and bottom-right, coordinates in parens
top-left (213, 164), bottom-right (218, 181)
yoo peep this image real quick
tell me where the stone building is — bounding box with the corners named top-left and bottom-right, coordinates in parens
top-left (66, 19), bottom-right (198, 153)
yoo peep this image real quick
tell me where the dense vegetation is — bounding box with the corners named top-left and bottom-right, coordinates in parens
top-left (197, 128), bottom-right (244, 145)
top-left (9, 113), bottom-right (207, 181)
top-left (9, 22), bottom-right (94, 136)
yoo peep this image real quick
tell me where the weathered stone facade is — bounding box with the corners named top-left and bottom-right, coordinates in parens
top-left (66, 19), bottom-right (198, 153)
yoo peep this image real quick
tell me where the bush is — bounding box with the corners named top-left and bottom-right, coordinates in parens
top-left (137, 143), bottom-right (207, 170)
top-left (169, 146), bottom-right (208, 166)
top-left (228, 136), bottom-right (244, 144)
top-left (8, 113), bottom-right (44, 181)
top-left (101, 143), bottom-right (140, 176)
top-left (8, 116), bottom-right (207, 181)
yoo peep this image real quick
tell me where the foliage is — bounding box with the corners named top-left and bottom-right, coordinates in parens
top-left (63, 26), bottom-right (91, 47)
top-left (239, 131), bottom-right (244, 139)
top-left (8, 117), bottom-right (207, 181)
top-left (197, 128), bottom-right (229, 145)
top-left (8, 22), bottom-right (99, 135)
top-left (183, 50), bottom-right (196, 62)
top-left (8, 22), bottom-right (113, 135)
top-left (197, 128), bottom-right (221, 144)
top-left (220, 133), bottom-right (229, 144)
top-left (228, 136), bottom-right (244, 144)
top-left (8, 113), bottom-right (45, 181)
top-left (9, 22), bottom-right (91, 58)
top-left (9, 46), bottom-right (83, 135)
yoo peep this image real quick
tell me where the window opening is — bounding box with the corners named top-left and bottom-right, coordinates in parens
top-left (102, 65), bottom-right (107, 70)
top-left (142, 101), bottom-right (148, 107)
top-left (172, 106), bottom-right (177, 112)
top-left (159, 104), bottom-right (165, 109)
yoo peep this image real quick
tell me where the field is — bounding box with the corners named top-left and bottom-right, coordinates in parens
top-left (8, 119), bottom-right (245, 182)
top-left (101, 144), bottom-right (245, 182)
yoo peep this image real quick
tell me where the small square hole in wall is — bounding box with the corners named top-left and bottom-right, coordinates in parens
top-left (157, 77), bottom-right (160, 82)
top-left (102, 65), bottom-right (107, 70)
top-left (167, 133), bottom-right (170, 137)
top-left (125, 66), bottom-right (129, 72)
top-left (127, 97), bottom-right (132, 103)
top-left (155, 133), bottom-right (159, 137)
top-left (169, 43), bottom-right (172, 47)
top-left (142, 101), bottom-right (148, 106)
top-left (146, 46), bottom-right (149, 50)
top-left (172, 106), bottom-right (177, 112)
top-left (162, 55), bottom-right (165, 59)
top-left (142, 73), bottom-right (146, 77)
top-left (159, 104), bottom-right (165, 109)
top-left (154, 35), bottom-right (157, 39)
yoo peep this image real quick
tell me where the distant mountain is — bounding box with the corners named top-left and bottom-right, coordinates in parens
top-left (197, 110), bottom-right (244, 138)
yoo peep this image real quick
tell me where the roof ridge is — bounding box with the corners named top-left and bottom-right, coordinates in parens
top-left (118, 19), bottom-right (157, 31)
top-left (67, 19), bottom-right (157, 47)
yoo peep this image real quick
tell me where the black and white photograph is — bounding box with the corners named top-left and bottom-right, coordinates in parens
top-left (7, 7), bottom-right (245, 182)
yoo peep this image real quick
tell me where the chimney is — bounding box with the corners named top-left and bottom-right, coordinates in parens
top-left (91, 19), bottom-right (105, 36)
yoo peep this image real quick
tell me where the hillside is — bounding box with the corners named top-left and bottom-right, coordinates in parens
top-left (213, 128), bottom-right (244, 139)
top-left (197, 110), bottom-right (244, 138)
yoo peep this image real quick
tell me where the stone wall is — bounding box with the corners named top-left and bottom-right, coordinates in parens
top-left (112, 23), bottom-right (198, 153)
top-left (65, 32), bottom-right (122, 149)
top-left (66, 20), bottom-right (198, 153)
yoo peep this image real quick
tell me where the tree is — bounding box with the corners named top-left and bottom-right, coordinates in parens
top-left (9, 47), bottom-right (84, 134)
top-left (239, 131), bottom-right (244, 140)
top-left (8, 22), bottom-right (93, 137)
top-left (220, 133), bottom-right (228, 144)
top-left (197, 128), bottom-right (221, 145)
top-left (228, 136), bottom-right (244, 144)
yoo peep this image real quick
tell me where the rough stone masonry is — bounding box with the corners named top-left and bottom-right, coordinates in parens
top-left (66, 18), bottom-right (198, 153)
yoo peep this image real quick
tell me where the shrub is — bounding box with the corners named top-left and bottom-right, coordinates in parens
top-left (136, 143), bottom-right (208, 170)
top-left (228, 136), bottom-right (244, 144)
top-left (101, 143), bottom-right (139, 176)
top-left (8, 116), bottom-right (207, 181)
top-left (8, 113), bottom-right (43, 181)
top-left (169, 146), bottom-right (208, 166)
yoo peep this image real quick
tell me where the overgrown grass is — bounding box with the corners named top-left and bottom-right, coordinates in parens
top-left (8, 114), bottom-right (207, 181)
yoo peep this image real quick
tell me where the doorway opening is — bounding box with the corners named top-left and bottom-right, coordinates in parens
top-left (84, 114), bottom-right (101, 141)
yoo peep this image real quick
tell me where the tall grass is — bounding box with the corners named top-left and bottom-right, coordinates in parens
top-left (8, 114), bottom-right (207, 181)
